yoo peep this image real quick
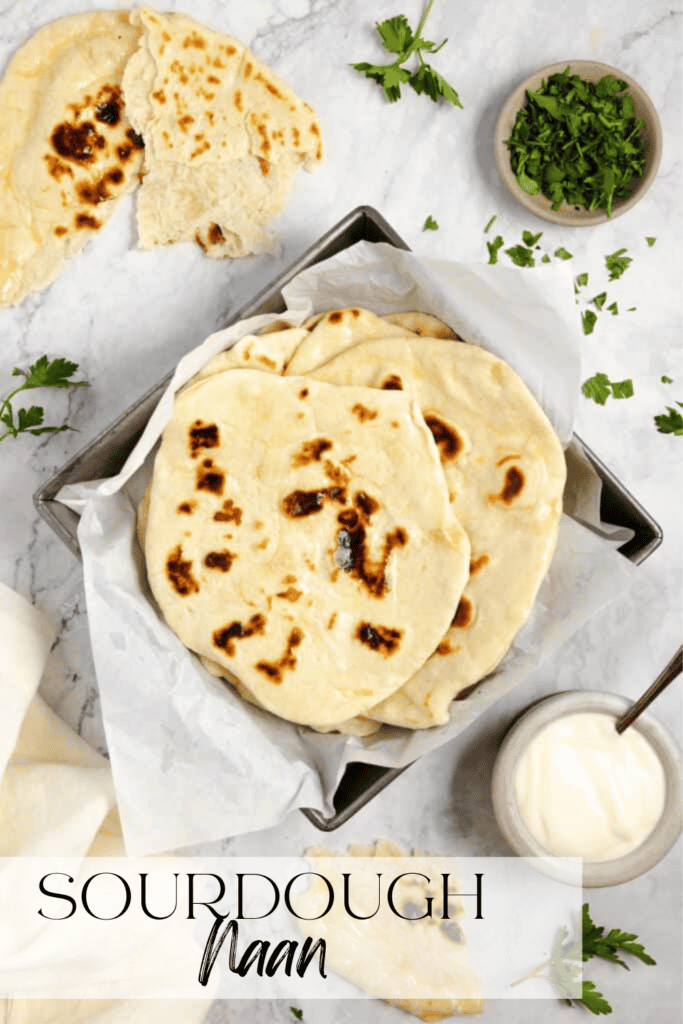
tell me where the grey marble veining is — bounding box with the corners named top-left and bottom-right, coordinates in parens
top-left (0, 0), bottom-right (681, 1020)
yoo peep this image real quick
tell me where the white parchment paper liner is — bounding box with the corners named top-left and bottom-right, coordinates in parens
top-left (57, 241), bottom-right (640, 855)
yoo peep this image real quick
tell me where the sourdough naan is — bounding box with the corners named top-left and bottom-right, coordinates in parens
top-left (304, 334), bottom-right (566, 728)
top-left (144, 369), bottom-right (470, 727)
top-left (122, 7), bottom-right (323, 257)
top-left (0, 11), bottom-right (144, 308)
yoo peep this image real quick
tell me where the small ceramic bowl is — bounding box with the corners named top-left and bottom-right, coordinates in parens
top-left (491, 690), bottom-right (682, 887)
top-left (493, 60), bottom-right (663, 226)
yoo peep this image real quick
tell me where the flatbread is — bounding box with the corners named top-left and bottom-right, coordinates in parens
top-left (286, 307), bottom-right (415, 376)
top-left (122, 7), bottom-right (323, 257)
top-left (298, 840), bottom-right (484, 1017)
top-left (305, 335), bottom-right (566, 728)
top-left (0, 11), bottom-right (144, 308)
top-left (144, 368), bottom-right (470, 727)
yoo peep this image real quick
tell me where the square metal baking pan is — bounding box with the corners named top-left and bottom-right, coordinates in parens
top-left (34, 203), bottom-right (663, 831)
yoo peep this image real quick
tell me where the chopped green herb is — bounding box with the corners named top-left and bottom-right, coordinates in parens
top-left (661, 375), bottom-right (673, 383)
top-left (0, 356), bottom-right (88, 443)
top-left (423, 215), bottom-right (439, 231)
top-left (483, 214), bottom-right (497, 233)
top-left (289, 1009), bottom-right (304, 1021)
top-left (607, 301), bottom-right (619, 315)
top-left (522, 229), bottom-right (543, 246)
top-left (646, 236), bottom-right (657, 247)
top-left (504, 68), bottom-right (647, 216)
top-left (505, 244), bottom-right (536, 267)
top-left (654, 403), bottom-right (683, 435)
top-left (541, 254), bottom-right (551, 263)
top-left (582, 309), bottom-right (598, 335)
top-left (582, 904), bottom-right (655, 969)
top-left (576, 272), bottom-right (589, 287)
top-left (554, 247), bottom-right (573, 260)
top-left (352, 2), bottom-right (462, 107)
top-left (593, 291), bottom-right (608, 309)
top-left (487, 234), bottom-right (505, 264)
top-left (583, 372), bottom-right (634, 404)
top-left (627, 307), bottom-right (637, 312)
top-left (605, 247), bottom-right (632, 280)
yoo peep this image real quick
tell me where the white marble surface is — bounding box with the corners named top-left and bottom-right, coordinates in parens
top-left (0, 0), bottom-right (681, 1021)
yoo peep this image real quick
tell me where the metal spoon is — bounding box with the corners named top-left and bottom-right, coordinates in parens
top-left (615, 645), bottom-right (683, 734)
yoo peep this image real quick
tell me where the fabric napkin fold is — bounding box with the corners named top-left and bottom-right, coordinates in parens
top-left (0, 580), bottom-right (211, 1023)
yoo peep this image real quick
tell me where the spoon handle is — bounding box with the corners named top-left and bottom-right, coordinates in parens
top-left (616, 645), bottom-right (683, 734)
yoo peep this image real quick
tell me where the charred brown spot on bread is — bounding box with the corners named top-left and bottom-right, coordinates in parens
top-left (351, 403), bottom-right (378, 423)
top-left (206, 223), bottom-right (224, 246)
top-left (276, 586), bottom-right (302, 602)
top-left (424, 413), bottom-right (462, 461)
top-left (497, 453), bottom-right (522, 466)
top-left (328, 311), bottom-right (343, 324)
top-left (204, 549), bottom-right (236, 572)
top-left (435, 639), bottom-right (453, 655)
top-left (94, 85), bottom-right (123, 126)
top-left (74, 212), bottom-right (100, 230)
top-left (44, 155), bottom-right (73, 181)
top-left (53, 225), bottom-right (68, 236)
top-left (152, 89), bottom-right (167, 104)
top-left (281, 486), bottom-right (345, 518)
top-left (291, 437), bottom-right (333, 467)
top-left (381, 374), bottom-right (403, 390)
top-left (177, 501), bottom-right (196, 514)
top-left (488, 465), bottom-right (525, 505)
top-left (213, 613), bottom-right (266, 655)
top-left (258, 158), bottom-right (270, 176)
top-left (323, 459), bottom-right (351, 489)
top-left (335, 508), bottom-right (407, 599)
top-left (188, 420), bottom-right (219, 458)
top-left (254, 70), bottom-right (283, 99)
top-left (127, 128), bottom-right (145, 151)
top-left (328, 612), bottom-right (337, 630)
top-left (353, 490), bottom-right (380, 518)
top-left (298, 388), bottom-right (309, 399)
top-left (178, 114), bottom-right (195, 133)
top-left (51, 121), bottom-right (106, 165)
top-left (451, 597), bottom-right (472, 628)
top-left (469, 554), bottom-right (489, 575)
top-left (256, 354), bottom-right (276, 369)
top-left (76, 167), bottom-right (124, 205)
top-left (255, 628), bottom-right (303, 683)
top-left (207, 74), bottom-right (220, 85)
top-left (166, 544), bottom-right (199, 596)
top-left (196, 458), bottom-right (224, 495)
top-left (355, 622), bottom-right (402, 656)
top-left (183, 31), bottom-right (207, 48)
top-left (213, 499), bottom-right (242, 524)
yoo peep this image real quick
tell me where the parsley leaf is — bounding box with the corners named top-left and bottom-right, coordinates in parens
top-left (505, 244), bottom-right (535, 267)
top-left (607, 301), bottom-right (619, 315)
top-left (661, 375), bottom-right (673, 383)
top-left (646, 236), bottom-right (657, 246)
top-left (554, 246), bottom-right (573, 260)
top-left (423, 215), bottom-right (439, 231)
top-left (352, 1), bottom-right (462, 107)
top-left (522, 229), bottom-right (543, 246)
top-left (583, 372), bottom-right (634, 404)
top-left (289, 1010), bottom-right (304, 1021)
top-left (605, 247), bottom-right (632, 280)
top-left (593, 291), bottom-right (608, 310)
top-left (0, 357), bottom-right (88, 443)
top-left (483, 214), bottom-right (497, 233)
top-left (579, 980), bottom-right (613, 1015)
top-left (487, 234), bottom-right (505, 264)
top-left (655, 403), bottom-right (683, 435)
top-left (576, 272), bottom-right (589, 287)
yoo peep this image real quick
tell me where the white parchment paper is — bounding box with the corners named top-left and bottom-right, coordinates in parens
top-left (57, 241), bottom-right (639, 855)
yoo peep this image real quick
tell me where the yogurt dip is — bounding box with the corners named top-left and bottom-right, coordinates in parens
top-left (513, 710), bottom-right (667, 862)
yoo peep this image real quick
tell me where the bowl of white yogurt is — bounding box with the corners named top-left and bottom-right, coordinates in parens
top-left (491, 690), bottom-right (682, 887)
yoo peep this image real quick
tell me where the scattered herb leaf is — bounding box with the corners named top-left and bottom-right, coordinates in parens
top-left (654, 403), bottom-right (683, 435)
top-left (352, 2), bottom-right (462, 107)
top-left (554, 246), bottom-right (573, 260)
top-left (505, 244), bottom-right (536, 267)
top-left (0, 356), bottom-right (88, 443)
top-left (504, 68), bottom-right (647, 216)
top-left (541, 253), bottom-right (551, 263)
top-left (487, 234), bottom-right (505, 264)
top-left (593, 291), bottom-right (607, 310)
top-left (646, 236), bottom-right (656, 246)
top-left (583, 372), bottom-right (633, 404)
top-left (484, 214), bottom-right (497, 233)
top-left (522, 229), bottom-right (543, 246)
top-left (582, 309), bottom-right (598, 335)
top-left (605, 247), bottom-right (632, 280)
top-left (423, 215), bottom-right (439, 230)
top-left (289, 1009), bottom-right (304, 1021)
top-left (607, 301), bottom-right (619, 315)
top-left (661, 375), bottom-right (673, 384)
top-left (576, 272), bottom-right (589, 287)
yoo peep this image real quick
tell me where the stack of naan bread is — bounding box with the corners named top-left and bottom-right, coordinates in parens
top-left (0, 8), bottom-right (322, 308)
top-left (140, 308), bottom-right (566, 733)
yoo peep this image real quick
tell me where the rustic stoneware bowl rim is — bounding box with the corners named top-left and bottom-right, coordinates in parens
top-left (493, 59), bottom-right (663, 227)
top-left (490, 689), bottom-right (682, 887)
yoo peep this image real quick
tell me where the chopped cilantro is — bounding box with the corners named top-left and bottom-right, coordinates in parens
top-left (554, 247), bottom-right (573, 260)
top-left (583, 372), bottom-right (634, 404)
top-left (484, 214), bottom-right (497, 233)
top-left (522, 229), bottom-right (543, 246)
top-left (607, 301), bottom-right (619, 315)
top-left (505, 244), bottom-right (535, 267)
top-left (661, 375), bottom-right (673, 383)
top-left (504, 69), bottom-right (647, 216)
top-left (582, 309), bottom-right (598, 335)
top-left (423, 215), bottom-right (439, 231)
top-left (541, 253), bottom-right (551, 263)
top-left (646, 236), bottom-right (657, 246)
top-left (289, 1010), bottom-right (304, 1021)
top-left (593, 291), bottom-right (608, 310)
top-left (654, 403), bottom-right (683, 435)
top-left (487, 234), bottom-right (505, 264)
top-left (605, 247), bottom-right (632, 280)
top-left (576, 272), bottom-right (589, 287)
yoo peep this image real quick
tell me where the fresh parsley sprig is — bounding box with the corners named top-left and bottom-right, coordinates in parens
top-left (0, 356), bottom-right (88, 444)
top-left (583, 372), bottom-right (634, 404)
top-left (655, 402), bottom-right (683, 435)
top-left (352, 1), bottom-right (462, 107)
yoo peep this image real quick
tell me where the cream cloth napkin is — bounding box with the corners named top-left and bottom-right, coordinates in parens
top-left (0, 580), bottom-right (211, 1023)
